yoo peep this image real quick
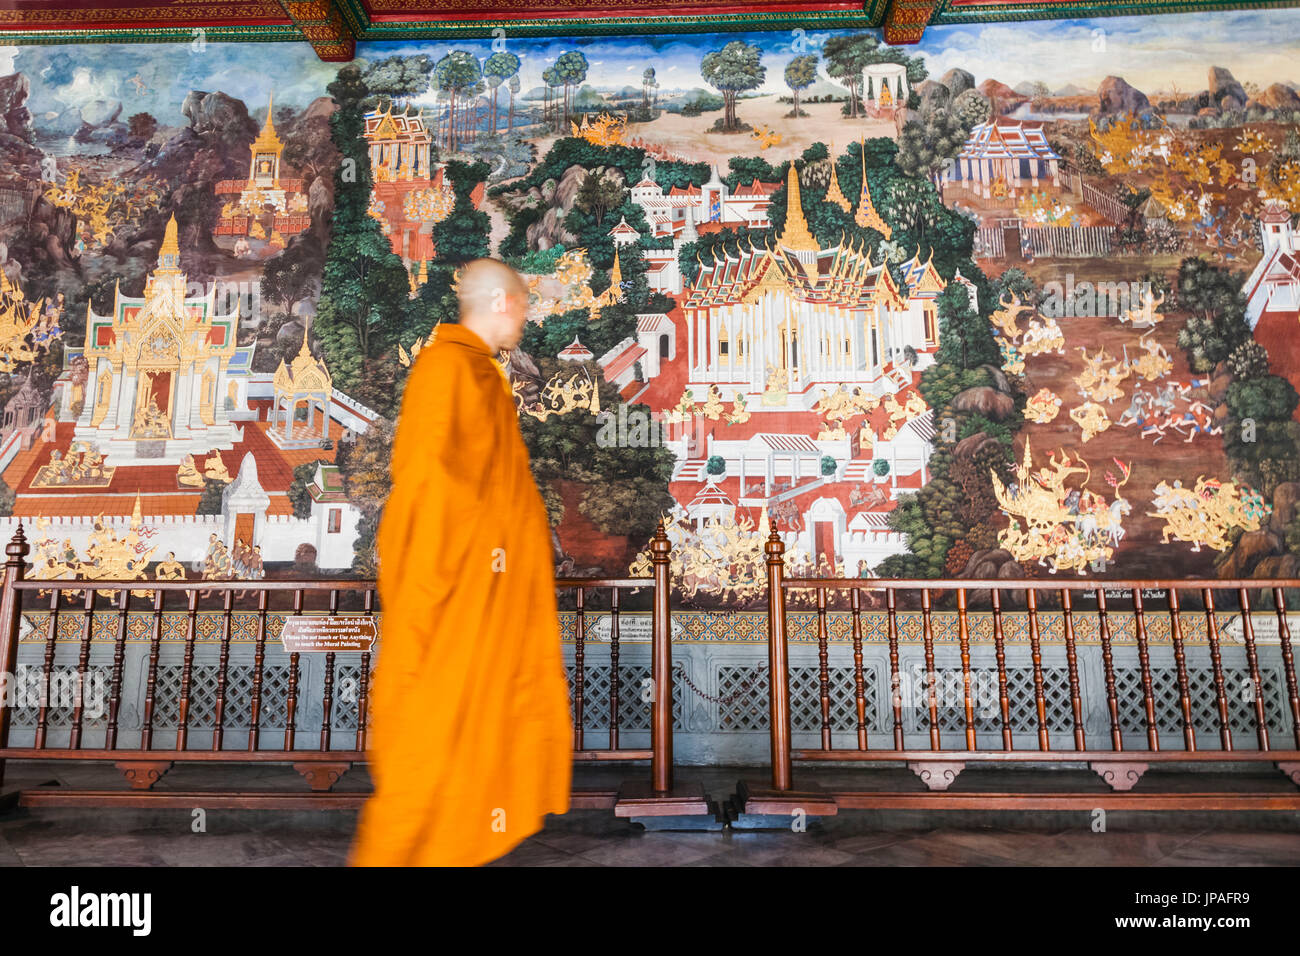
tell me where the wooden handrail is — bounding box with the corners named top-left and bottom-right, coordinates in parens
top-left (777, 576), bottom-right (1300, 591)
top-left (0, 520), bottom-right (681, 810)
top-left (759, 528), bottom-right (1300, 801)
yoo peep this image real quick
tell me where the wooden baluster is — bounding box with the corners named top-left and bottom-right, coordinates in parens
top-left (573, 586), bottom-right (585, 752)
top-left (0, 527), bottom-right (30, 787)
top-left (211, 589), bottom-right (234, 750)
top-left (1273, 588), bottom-right (1300, 750)
top-left (1097, 587), bottom-right (1122, 750)
top-left (321, 589), bottom-right (338, 751)
top-left (921, 588), bottom-right (939, 750)
top-left (69, 588), bottom-right (95, 749)
top-left (851, 589), bottom-right (867, 751)
top-left (1026, 588), bottom-right (1049, 751)
top-left (992, 587), bottom-right (1012, 750)
top-left (176, 589), bottom-right (199, 750)
top-left (817, 586), bottom-right (831, 751)
top-left (141, 590), bottom-right (164, 750)
top-left (765, 527), bottom-right (792, 791)
top-left (608, 587), bottom-right (620, 751)
top-left (886, 588), bottom-right (903, 750)
top-left (35, 589), bottom-right (60, 750)
top-left (1168, 588), bottom-right (1195, 751)
top-left (1203, 588), bottom-right (1232, 751)
top-left (1132, 588), bottom-right (1158, 751)
top-left (1238, 587), bottom-right (1269, 751)
top-left (650, 523), bottom-right (673, 793)
top-left (106, 588), bottom-right (130, 749)
top-left (285, 589), bottom-right (303, 751)
top-left (357, 588), bottom-right (374, 751)
top-left (958, 588), bottom-right (975, 750)
top-left (1060, 589), bottom-right (1085, 751)
top-left (248, 589), bottom-right (269, 750)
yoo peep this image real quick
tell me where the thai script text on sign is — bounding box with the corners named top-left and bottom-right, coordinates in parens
top-left (280, 616), bottom-right (378, 652)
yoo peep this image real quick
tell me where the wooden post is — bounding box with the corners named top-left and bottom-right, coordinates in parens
top-left (614, 521), bottom-right (718, 826)
top-left (650, 520), bottom-right (672, 794)
top-left (0, 526), bottom-right (30, 788)
top-left (766, 525), bottom-right (792, 792)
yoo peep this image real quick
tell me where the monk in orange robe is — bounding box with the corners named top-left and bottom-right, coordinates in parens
top-left (351, 259), bottom-right (572, 866)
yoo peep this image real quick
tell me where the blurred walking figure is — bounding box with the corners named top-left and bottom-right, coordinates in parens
top-left (351, 259), bottom-right (572, 866)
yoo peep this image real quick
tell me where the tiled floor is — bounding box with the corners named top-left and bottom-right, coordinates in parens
top-left (0, 762), bottom-right (1297, 866)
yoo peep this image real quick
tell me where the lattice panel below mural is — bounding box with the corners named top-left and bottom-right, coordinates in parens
top-left (917, 667), bottom-right (1075, 734)
top-left (9, 665), bottom-right (111, 729)
top-left (1114, 667), bottom-right (1289, 740)
top-left (565, 664), bottom-right (684, 732)
top-left (716, 665), bottom-right (880, 733)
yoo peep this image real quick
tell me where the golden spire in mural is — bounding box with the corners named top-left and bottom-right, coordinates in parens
top-left (156, 213), bottom-right (181, 273)
top-left (778, 164), bottom-right (818, 253)
top-left (252, 92), bottom-right (283, 152)
top-left (610, 246), bottom-right (623, 290)
top-left (854, 137), bottom-right (892, 238)
top-left (825, 143), bottom-right (850, 213)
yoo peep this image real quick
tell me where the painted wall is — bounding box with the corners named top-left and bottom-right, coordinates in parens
top-left (1, 10), bottom-right (1299, 604)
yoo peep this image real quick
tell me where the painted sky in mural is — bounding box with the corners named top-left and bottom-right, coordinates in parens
top-left (1, 9), bottom-right (1299, 606)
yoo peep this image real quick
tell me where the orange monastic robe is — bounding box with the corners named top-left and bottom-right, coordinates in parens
top-left (351, 322), bottom-right (572, 866)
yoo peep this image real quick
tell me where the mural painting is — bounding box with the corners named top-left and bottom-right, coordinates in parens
top-left (1, 12), bottom-right (1300, 607)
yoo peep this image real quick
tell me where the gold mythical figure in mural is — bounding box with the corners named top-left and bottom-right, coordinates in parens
top-left (1148, 476), bottom-right (1270, 552)
top-left (990, 442), bottom-right (1131, 574)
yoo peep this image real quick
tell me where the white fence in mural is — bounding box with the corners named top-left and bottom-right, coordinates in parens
top-left (974, 226), bottom-right (1006, 259)
top-left (1025, 225), bottom-right (1115, 258)
top-left (978, 221), bottom-right (1114, 259)
top-left (1081, 181), bottom-right (1128, 224)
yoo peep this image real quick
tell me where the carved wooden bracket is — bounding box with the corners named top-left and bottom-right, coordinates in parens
top-left (908, 761), bottom-right (965, 791)
top-left (282, 0), bottom-right (357, 61)
top-left (294, 761), bottom-right (351, 791)
top-left (115, 761), bottom-right (174, 791)
top-left (1277, 762), bottom-right (1300, 788)
top-left (1091, 762), bottom-right (1148, 791)
top-left (883, 0), bottom-right (940, 44)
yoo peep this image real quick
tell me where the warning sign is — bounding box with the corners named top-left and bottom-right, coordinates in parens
top-left (280, 616), bottom-right (378, 653)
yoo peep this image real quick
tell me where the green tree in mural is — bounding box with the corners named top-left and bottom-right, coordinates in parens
top-left (1174, 257), bottom-right (1251, 372)
top-left (935, 282), bottom-right (998, 370)
top-left (542, 66), bottom-right (560, 131)
top-left (555, 50), bottom-right (590, 129)
top-left (642, 67), bottom-right (657, 113)
top-left (700, 40), bottom-right (766, 132)
top-left (483, 50), bottom-right (521, 137)
top-left (432, 159), bottom-right (491, 263)
top-left (952, 89), bottom-right (992, 130)
top-left (784, 54), bottom-right (818, 118)
top-left (287, 461), bottom-right (320, 519)
top-left (508, 74), bottom-right (521, 131)
top-left (434, 50), bottom-right (482, 153)
top-left (575, 172), bottom-right (626, 227)
top-left (362, 54), bottom-right (434, 106)
top-left (314, 64), bottom-right (420, 400)
top-left (823, 34), bottom-right (877, 117)
top-left (336, 417), bottom-right (394, 575)
top-left (519, 370), bottom-right (675, 543)
top-left (196, 479), bottom-right (228, 516)
top-left (896, 109), bottom-right (967, 189)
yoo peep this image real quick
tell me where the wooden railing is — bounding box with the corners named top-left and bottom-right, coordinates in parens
top-left (0, 523), bottom-right (711, 820)
top-left (735, 529), bottom-right (1300, 818)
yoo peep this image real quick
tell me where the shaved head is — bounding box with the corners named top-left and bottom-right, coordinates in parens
top-left (458, 258), bottom-right (529, 353)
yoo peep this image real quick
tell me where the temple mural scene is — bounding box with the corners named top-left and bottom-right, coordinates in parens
top-left (2, 10), bottom-right (1300, 606)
